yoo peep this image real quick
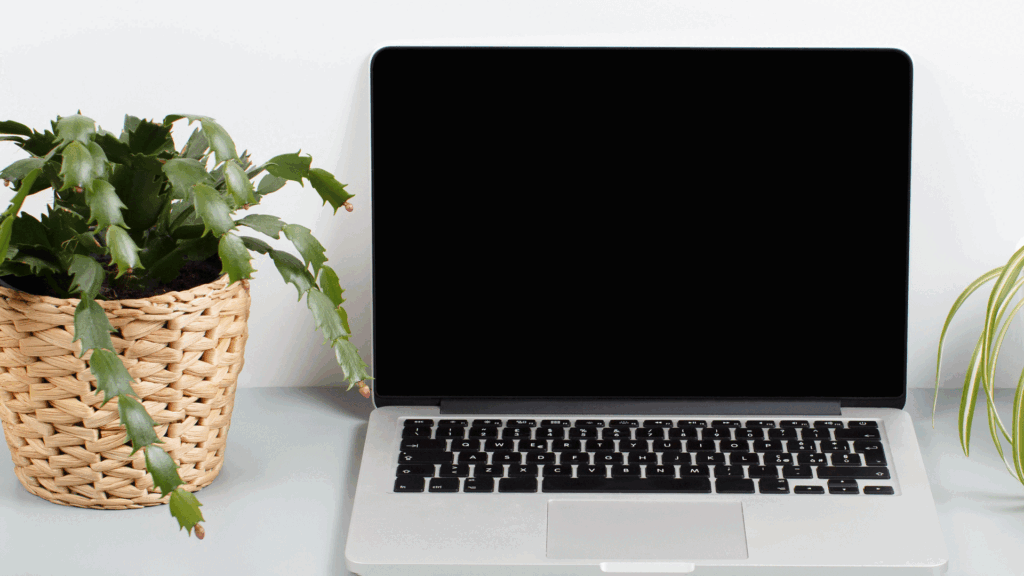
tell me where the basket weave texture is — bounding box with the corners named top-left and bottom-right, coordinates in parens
top-left (0, 275), bottom-right (249, 509)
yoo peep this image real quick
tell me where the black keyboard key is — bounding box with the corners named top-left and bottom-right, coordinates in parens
top-left (542, 419), bottom-right (571, 427)
top-left (457, 452), bottom-right (487, 463)
top-left (492, 451), bottom-right (521, 464)
top-left (394, 477), bottom-right (425, 492)
top-left (720, 440), bottom-right (749, 452)
top-left (831, 453), bottom-right (862, 466)
top-left (404, 419), bottom-right (435, 427)
top-left (509, 464), bottom-right (539, 477)
top-left (716, 478), bottom-right (755, 493)
top-left (436, 426), bottom-right (466, 439)
top-left (645, 465), bottom-right (675, 476)
top-left (542, 464), bottom-right (573, 476)
top-left (468, 426), bottom-right (499, 439)
top-left (472, 419), bottom-right (503, 427)
top-left (814, 420), bottom-right (844, 428)
top-left (552, 440), bottom-right (582, 452)
top-left (499, 477), bottom-right (538, 492)
top-left (853, 440), bottom-right (885, 453)
top-left (402, 426), bottom-right (432, 438)
top-left (780, 420), bottom-right (808, 428)
top-left (428, 478), bottom-right (460, 492)
top-left (864, 486), bottom-right (894, 495)
top-left (829, 486), bottom-right (859, 494)
top-left (795, 485), bottom-right (825, 494)
top-left (585, 440), bottom-right (616, 452)
top-left (536, 427), bottom-right (565, 439)
top-left (767, 428), bottom-right (797, 439)
top-left (686, 440), bottom-right (717, 452)
top-left (475, 464), bottom-right (504, 477)
top-left (653, 440), bottom-right (683, 452)
top-left (451, 440), bottom-right (480, 452)
top-left (629, 453), bottom-right (657, 464)
top-left (748, 465), bottom-right (778, 478)
top-left (820, 441), bottom-right (850, 453)
top-left (526, 452), bottom-right (555, 464)
top-left (712, 420), bottom-right (741, 427)
top-left (787, 440), bottom-right (817, 452)
top-left (603, 427), bottom-right (631, 439)
top-left (864, 452), bottom-right (888, 466)
top-left (754, 440), bottom-right (783, 452)
top-left (746, 420), bottom-right (777, 428)
top-left (662, 452), bottom-right (691, 465)
top-left (635, 427), bottom-right (663, 439)
top-left (400, 438), bottom-right (446, 451)
top-left (798, 453), bottom-right (828, 465)
top-left (782, 465), bottom-right (813, 478)
top-left (519, 440), bottom-right (548, 452)
top-left (439, 464), bottom-right (471, 477)
top-left (680, 464), bottom-right (710, 476)
top-left (611, 465), bottom-right (641, 477)
top-left (764, 453), bottom-right (794, 465)
top-left (399, 451), bottom-right (453, 464)
top-left (439, 419), bottom-right (468, 427)
top-left (669, 427), bottom-right (699, 439)
top-left (578, 464), bottom-right (608, 477)
top-left (817, 466), bottom-right (890, 479)
top-left (544, 477), bottom-right (712, 493)
top-left (678, 420), bottom-right (707, 428)
top-left (644, 420), bottom-right (673, 427)
top-left (464, 477), bottom-right (495, 492)
top-left (759, 478), bottom-right (789, 494)
top-left (506, 419), bottom-right (536, 427)
top-left (484, 439), bottom-right (514, 451)
top-left (702, 427), bottom-right (731, 439)
top-left (574, 419), bottom-right (606, 427)
top-left (620, 440), bottom-right (649, 452)
top-left (714, 465), bottom-right (744, 477)
top-left (595, 452), bottom-right (624, 464)
top-left (396, 464), bottom-right (435, 476)
top-left (569, 427), bottom-right (599, 439)
top-left (827, 478), bottom-right (858, 488)
top-left (610, 420), bottom-right (639, 427)
top-left (848, 420), bottom-right (878, 428)
top-left (502, 427), bottom-right (532, 439)
top-left (731, 453), bottom-right (760, 465)
top-left (735, 428), bottom-right (764, 439)
top-left (560, 452), bottom-right (589, 464)
top-left (800, 428), bottom-right (830, 440)
top-left (695, 453), bottom-right (725, 464)
top-left (835, 428), bottom-right (881, 440)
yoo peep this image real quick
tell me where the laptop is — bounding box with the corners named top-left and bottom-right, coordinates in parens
top-left (345, 46), bottom-right (949, 575)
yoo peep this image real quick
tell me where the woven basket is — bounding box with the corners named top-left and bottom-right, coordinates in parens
top-left (0, 275), bottom-right (250, 510)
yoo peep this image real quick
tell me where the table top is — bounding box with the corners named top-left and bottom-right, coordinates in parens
top-left (1, 387), bottom-right (1021, 576)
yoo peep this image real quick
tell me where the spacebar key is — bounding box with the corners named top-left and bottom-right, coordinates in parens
top-left (543, 477), bottom-right (711, 493)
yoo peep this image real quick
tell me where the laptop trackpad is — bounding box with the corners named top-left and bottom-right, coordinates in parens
top-left (547, 500), bottom-right (748, 560)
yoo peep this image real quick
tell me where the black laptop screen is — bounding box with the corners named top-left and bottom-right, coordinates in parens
top-left (369, 47), bottom-right (912, 402)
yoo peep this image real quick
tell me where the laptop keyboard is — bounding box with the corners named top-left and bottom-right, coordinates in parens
top-left (394, 418), bottom-right (894, 495)
top-left (395, 416), bottom-right (892, 494)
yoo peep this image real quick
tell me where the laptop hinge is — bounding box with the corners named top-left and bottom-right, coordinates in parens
top-left (439, 399), bottom-right (842, 416)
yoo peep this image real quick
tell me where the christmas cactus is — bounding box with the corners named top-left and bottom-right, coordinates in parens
top-left (0, 113), bottom-right (372, 537)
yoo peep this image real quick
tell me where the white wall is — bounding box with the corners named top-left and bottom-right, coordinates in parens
top-left (2, 0), bottom-right (1023, 391)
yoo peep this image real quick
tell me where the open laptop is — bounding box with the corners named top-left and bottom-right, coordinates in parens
top-left (345, 47), bottom-right (949, 575)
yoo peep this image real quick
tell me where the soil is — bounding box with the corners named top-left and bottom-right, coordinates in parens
top-left (1, 257), bottom-right (224, 300)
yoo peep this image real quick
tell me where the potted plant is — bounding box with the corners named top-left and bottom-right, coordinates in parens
top-left (0, 113), bottom-right (372, 538)
top-left (935, 246), bottom-right (1024, 485)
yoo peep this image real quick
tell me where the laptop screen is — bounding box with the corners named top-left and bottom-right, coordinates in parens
top-left (369, 47), bottom-right (912, 405)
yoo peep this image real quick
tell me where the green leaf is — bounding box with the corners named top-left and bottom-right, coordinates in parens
top-left (73, 298), bottom-right (116, 355)
top-left (58, 141), bottom-right (99, 191)
top-left (2, 168), bottom-right (42, 219)
top-left (88, 348), bottom-right (137, 407)
top-left (240, 235), bottom-right (272, 254)
top-left (69, 255), bottom-right (105, 299)
top-left (145, 446), bottom-right (184, 498)
top-left (0, 218), bottom-right (13, 267)
top-left (193, 184), bottom-right (235, 237)
top-left (182, 127), bottom-right (209, 160)
top-left (235, 214), bottom-right (285, 239)
top-left (0, 157), bottom-right (45, 182)
top-left (307, 287), bottom-right (349, 343)
top-left (119, 395), bottom-right (159, 454)
top-left (333, 338), bottom-right (373, 389)
top-left (307, 168), bottom-right (353, 214)
top-left (162, 158), bottom-right (214, 200)
top-left (168, 487), bottom-right (205, 536)
top-left (11, 214), bottom-right (51, 250)
top-left (84, 179), bottom-right (128, 229)
top-left (224, 160), bottom-right (256, 207)
top-left (124, 117), bottom-right (174, 155)
top-left (86, 141), bottom-right (109, 180)
top-left (319, 265), bottom-right (345, 307)
top-left (56, 114), bottom-right (96, 145)
top-left (283, 224), bottom-right (327, 275)
top-left (265, 153), bottom-right (311, 184)
top-left (256, 174), bottom-right (287, 198)
top-left (270, 249), bottom-right (315, 300)
top-left (199, 117), bottom-right (236, 165)
top-left (106, 226), bottom-right (143, 278)
top-left (0, 120), bottom-right (32, 136)
top-left (218, 232), bottom-right (255, 283)
top-left (11, 253), bottom-right (61, 275)
top-left (93, 131), bottom-right (132, 165)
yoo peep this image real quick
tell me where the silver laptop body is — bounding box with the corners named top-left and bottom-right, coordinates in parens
top-left (346, 46), bottom-right (948, 576)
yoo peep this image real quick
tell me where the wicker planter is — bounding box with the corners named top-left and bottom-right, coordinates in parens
top-left (0, 275), bottom-right (250, 510)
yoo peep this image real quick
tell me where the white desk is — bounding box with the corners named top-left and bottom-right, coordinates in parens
top-left (0, 387), bottom-right (1020, 575)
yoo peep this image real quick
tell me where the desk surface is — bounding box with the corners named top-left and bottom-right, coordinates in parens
top-left (1, 387), bottom-right (1021, 576)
